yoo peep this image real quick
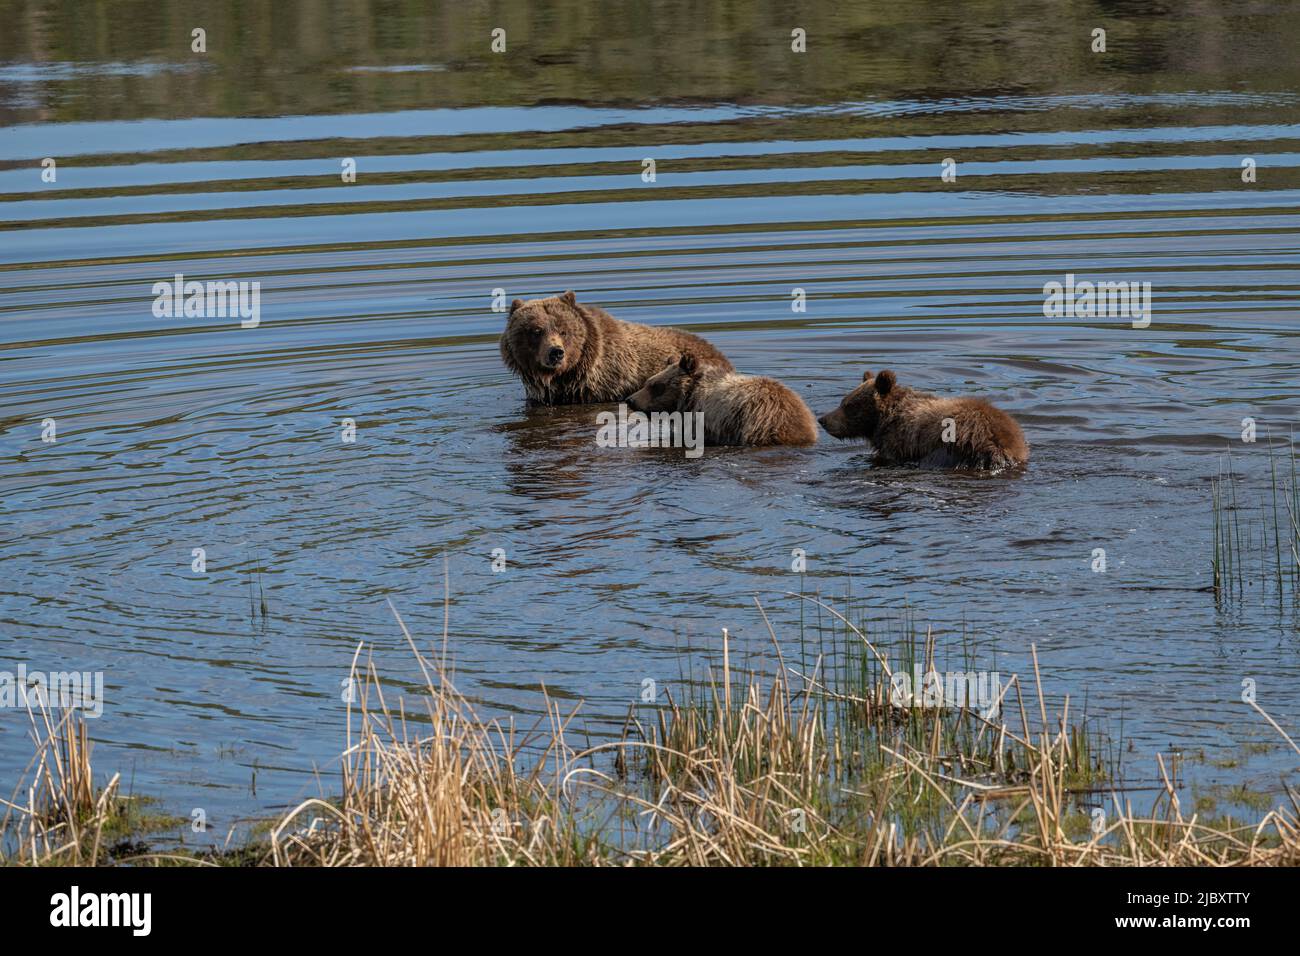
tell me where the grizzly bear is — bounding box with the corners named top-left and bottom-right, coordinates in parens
top-left (818, 369), bottom-right (1028, 469)
top-left (626, 352), bottom-right (818, 447)
top-left (500, 291), bottom-right (733, 405)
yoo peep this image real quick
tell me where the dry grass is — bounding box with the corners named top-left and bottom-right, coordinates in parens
top-left (270, 640), bottom-right (603, 866)
top-left (0, 702), bottom-right (123, 866)
top-left (267, 598), bottom-right (1300, 867)
top-left (5, 597), bottom-right (1298, 867)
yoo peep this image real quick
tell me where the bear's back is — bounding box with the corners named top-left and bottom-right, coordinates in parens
top-left (699, 373), bottom-right (817, 446)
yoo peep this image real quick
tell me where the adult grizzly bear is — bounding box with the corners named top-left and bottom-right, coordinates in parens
top-left (626, 352), bottom-right (818, 447)
top-left (500, 291), bottom-right (732, 405)
top-left (818, 369), bottom-right (1028, 470)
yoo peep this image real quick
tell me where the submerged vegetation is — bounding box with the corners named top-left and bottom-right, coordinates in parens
top-left (5, 597), bottom-right (1297, 867)
top-left (1212, 437), bottom-right (1300, 609)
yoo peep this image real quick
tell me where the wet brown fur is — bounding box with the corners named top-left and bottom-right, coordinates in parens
top-left (818, 369), bottom-right (1028, 470)
top-left (626, 353), bottom-right (818, 447)
top-left (500, 291), bottom-right (733, 405)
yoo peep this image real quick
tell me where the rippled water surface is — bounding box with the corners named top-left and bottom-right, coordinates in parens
top-left (2, 1), bottom-right (1298, 834)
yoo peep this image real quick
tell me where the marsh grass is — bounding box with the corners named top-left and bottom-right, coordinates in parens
top-left (263, 596), bottom-right (1299, 867)
top-left (0, 699), bottom-right (196, 866)
top-left (1213, 437), bottom-right (1300, 608)
top-left (0, 702), bottom-right (123, 865)
top-left (5, 596), bottom-right (1298, 866)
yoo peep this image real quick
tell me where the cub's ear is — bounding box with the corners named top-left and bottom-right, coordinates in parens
top-left (679, 352), bottom-right (698, 374)
top-left (874, 370), bottom-right (896, 395)
top-left (510, 298), bottom-right (524, 314)
top-left (561, 290), bottom-right (577, 306)
top-left (862, 369), bottom-right (873, 382)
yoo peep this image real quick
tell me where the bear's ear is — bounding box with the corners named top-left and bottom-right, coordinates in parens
top-left (874, 370), bottom-right (896, 396)
top-left (862, 369), bottom-right (873, 382)
top-left (561, 290), bottom-right (577, 306)
top-left (679, 352), bottom-right (698, 374)
top-left (510, 298), bottom-right (524, 314)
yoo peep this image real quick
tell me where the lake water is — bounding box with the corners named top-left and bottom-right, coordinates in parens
top-left (1, 1), bottom-right (1298, 839)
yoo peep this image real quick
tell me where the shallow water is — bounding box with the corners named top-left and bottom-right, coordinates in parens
top-left (1, 1), bottom-right (1298, 836)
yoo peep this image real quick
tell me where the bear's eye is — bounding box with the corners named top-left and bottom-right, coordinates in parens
top-left (650, 382), bottom-right (665, 397)
top-left (527, 327), bottom-right (543, 340)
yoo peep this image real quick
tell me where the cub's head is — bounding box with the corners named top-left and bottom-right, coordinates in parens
top-left (818, 369), bottom-right (898, 440)
top-left (500, 290), bottom-right (589, 379)
top-left (626, 352), bottom-right (702, 413)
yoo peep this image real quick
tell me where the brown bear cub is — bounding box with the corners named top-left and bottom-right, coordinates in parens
top-left (818, 370), bottom-right (1028, 470)
top-left (626, 353), bottom-right (818, 447)
top-left (500, 291), bottom-right (733, 405)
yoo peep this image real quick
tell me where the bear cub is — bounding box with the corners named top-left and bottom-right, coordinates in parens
top-left (500, 291), bottom-right (733, 405)
top-left (626, 353), bottom-right (818, 447)
top-left (818, 369), bottom-right (1028, 470)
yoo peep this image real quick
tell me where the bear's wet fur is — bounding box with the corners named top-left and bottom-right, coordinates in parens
top-left (818, 369), bottom-right (1028, 470)
top-left (500, 291), bottom-right (733, 405)
top-left (626, 352), bottom-right (818, 447)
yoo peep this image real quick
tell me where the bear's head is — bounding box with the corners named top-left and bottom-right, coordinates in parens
top-left (625, 352), bottom-right (702, 413)
top-left (817, 369), bottom-right (898, 440)
top-left (500, 291), bottom-right (589, 379)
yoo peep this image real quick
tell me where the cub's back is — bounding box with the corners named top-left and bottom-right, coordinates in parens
top-left (701, 373), bottom-right (817, 446)
top-left (939, 396), bottom-right (1030, 468)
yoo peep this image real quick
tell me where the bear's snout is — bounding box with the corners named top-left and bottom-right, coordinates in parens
top-left (545, 345), bottom-right (565, 367)
top-left (818, 408), bottom-right (847, 438)
top-left (816, 408), bottom-right (857, 442)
